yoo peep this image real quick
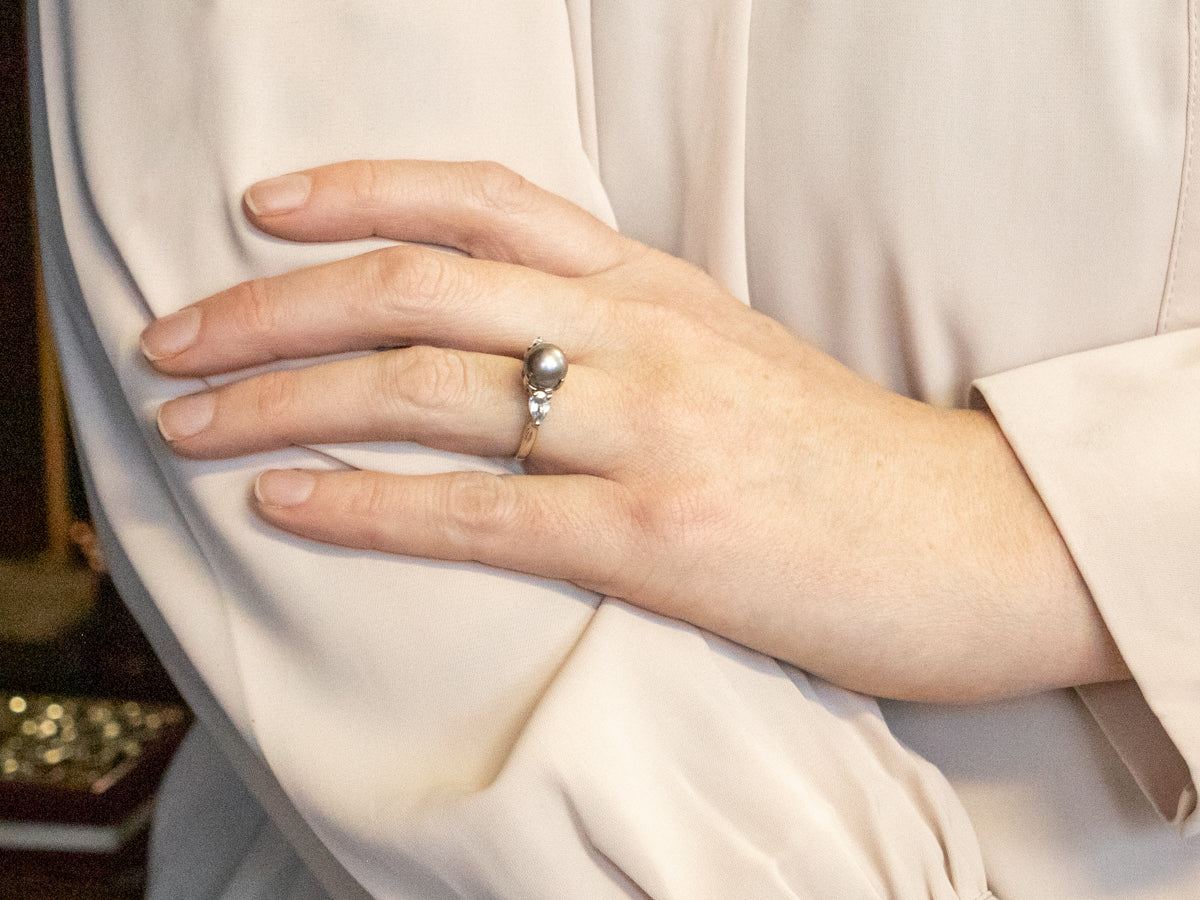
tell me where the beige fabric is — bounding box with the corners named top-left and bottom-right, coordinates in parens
top-left (30, 0), bottom-right (1200, 896)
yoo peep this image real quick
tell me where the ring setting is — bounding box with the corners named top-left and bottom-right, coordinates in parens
top-left (515, 338), bottom-right (567, 461)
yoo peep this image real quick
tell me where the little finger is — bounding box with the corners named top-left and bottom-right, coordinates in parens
top-left (252, 468), bottom-right (643, 599)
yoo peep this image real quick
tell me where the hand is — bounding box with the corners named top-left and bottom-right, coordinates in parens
top-left (141, 160), bottom-right (1128, 702)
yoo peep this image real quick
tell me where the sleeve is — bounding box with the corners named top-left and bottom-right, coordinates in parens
top-left (973, 326), bottom-right (1200, 833)
top-left (30, 2), bottom-right (993, 898)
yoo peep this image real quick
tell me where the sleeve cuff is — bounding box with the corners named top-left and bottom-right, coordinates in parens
top-left (972, 327), bottom-right (1200, 832)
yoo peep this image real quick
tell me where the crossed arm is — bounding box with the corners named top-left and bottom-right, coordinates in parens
top-left (139, 159), bottom-right (1129, 704)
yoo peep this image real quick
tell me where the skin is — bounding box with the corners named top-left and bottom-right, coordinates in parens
top-left (142, 159), bottom-right (1129, 703)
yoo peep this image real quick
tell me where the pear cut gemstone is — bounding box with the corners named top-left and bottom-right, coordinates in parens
top-left (529, 391), bottom-right (552, 425)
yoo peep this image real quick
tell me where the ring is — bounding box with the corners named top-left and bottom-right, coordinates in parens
top-left (514, 338), bottom-right (567, 461)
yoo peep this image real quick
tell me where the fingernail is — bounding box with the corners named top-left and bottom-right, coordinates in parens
top-left (244, 173), bottom-right (312, 216)
top-left (157, 392), bottom-right (215, 442)
top-left (255, 469), bottom-right (316, 507)
top-left (141, 307), bottom-right (201, 361)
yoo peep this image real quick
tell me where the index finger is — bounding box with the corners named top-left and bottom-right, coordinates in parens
top-left (243, 159), bottom-right (633, 277)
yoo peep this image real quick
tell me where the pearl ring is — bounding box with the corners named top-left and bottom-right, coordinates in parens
top-left (514, 338), bottom-right (567, 461)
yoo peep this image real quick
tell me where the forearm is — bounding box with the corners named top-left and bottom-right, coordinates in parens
top-left (800, 403), bottom-right (1130, 702)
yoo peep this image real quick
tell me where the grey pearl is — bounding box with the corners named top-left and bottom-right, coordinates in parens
top-left (524, 343), bottom-right (568, 392)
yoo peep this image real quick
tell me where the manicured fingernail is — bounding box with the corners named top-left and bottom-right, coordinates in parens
top-left (244, 173), bottom-right (312, 216)
top-left (141, 307), bottom-right (201, 361)
top-left (157, 392), bottom-right (214, 442)
top-left (255, 469), bottom-right (316, 508)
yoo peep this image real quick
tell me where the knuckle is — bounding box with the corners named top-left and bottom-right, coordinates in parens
top-left (384, 346), bottom-right (472, 413)
top-left (228, 277), bottom-right (279, 342)
top-left (347, 158), bottom-right (384, 209)
top-left (251, 370), bottom-right (302, 425)
top-left (442, 472), bottom-right (520, 538)
top-left (372, 245), bottom-right (462, 318)
top-left (350, 474), bottom-right (398, 522)
top-left (629, 482), bottom-right (721, 551)
top-left (340, 476), bottom-right (405, 551)
top-left (462, 160), bottom-right (535, 217)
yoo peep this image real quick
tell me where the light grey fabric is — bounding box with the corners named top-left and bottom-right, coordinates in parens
top-left (148, 724), bottom-right (331, 900)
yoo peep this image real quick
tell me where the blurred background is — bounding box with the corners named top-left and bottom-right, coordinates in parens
top-left (2, 3), bottom-right (187, 897)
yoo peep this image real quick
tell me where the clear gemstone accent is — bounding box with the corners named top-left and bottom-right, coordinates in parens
top-left (529, 392), bottom-right (551, 425)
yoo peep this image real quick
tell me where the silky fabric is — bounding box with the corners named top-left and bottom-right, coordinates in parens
top-left (29, 1), bottom-right (1200, 897)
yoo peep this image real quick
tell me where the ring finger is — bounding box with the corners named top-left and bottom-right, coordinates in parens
top-left (155, 344), bottom-right (622, 473)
